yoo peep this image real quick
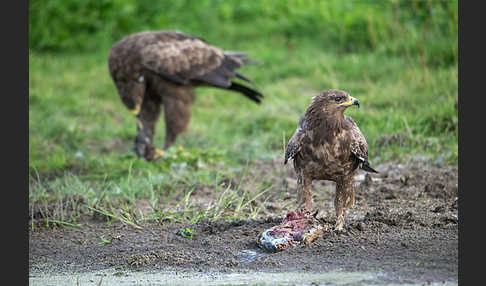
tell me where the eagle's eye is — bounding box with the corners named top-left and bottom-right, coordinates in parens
top-left (334, 96), bottom-right (343, 102)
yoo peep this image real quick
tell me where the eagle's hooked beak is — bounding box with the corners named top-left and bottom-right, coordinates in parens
top-left (339, 96), bottom-right (360, 109)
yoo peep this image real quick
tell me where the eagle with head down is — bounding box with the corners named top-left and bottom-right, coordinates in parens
top-left (108, 30), bottom-right (263, 161)
top-left (284, 90), bottom-right (378, 231)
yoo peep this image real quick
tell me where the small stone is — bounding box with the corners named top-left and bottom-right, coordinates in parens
top-left (432, 206), bottom-right (445, 213)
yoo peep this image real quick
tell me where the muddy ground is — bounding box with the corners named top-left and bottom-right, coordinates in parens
top-left (29, 157), bottom-right (458, 285)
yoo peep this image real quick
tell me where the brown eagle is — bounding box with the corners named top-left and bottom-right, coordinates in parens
top-left (284, 90), bottom-right (378, 231)
top-left (108, 30), bottom-right (263, 160)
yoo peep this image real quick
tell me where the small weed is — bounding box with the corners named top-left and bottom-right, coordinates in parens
top-left (177, 228), bottom-right (195, 240)
top-left (98, 235), bottom-right (112, 246)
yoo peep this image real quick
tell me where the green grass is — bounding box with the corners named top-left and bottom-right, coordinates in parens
top-left (29, 2), bottom-right (458, 228)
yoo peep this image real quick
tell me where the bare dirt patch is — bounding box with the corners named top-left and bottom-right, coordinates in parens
top-left (29, 158), bottom-right (458, 285)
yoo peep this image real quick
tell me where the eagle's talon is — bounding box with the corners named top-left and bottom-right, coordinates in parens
top-left (142, 146), bottom-right (165, 161)
top-left (297, 206), bottom-right (312, 214)
top-left (334, 216), bottom-right (345, 231)
top-left (334, 225), bottom-right (344, 232)
top-left (152, 148), bottom-right (165, 159)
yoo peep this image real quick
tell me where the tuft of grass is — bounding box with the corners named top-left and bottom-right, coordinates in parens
top-left (30, 158), bottom-right (274, 228)
top-left (87, 206), bottom-right (143, 230)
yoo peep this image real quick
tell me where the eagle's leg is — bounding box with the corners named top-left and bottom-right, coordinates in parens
top-left (162, 90), bottom-right (194, 150)
top-left (334, 179), bottom-right (355, 231)
top-left (134, 94), bottom-right (163, 161)
top-left (297, 176), bottom-right (313, 211)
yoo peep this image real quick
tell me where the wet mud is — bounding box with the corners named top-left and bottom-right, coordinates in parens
top-left (29, 158), bottom-right (458, 285)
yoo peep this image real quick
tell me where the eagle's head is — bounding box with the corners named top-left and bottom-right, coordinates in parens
top-left (309, 89), bottom-right (359, 115)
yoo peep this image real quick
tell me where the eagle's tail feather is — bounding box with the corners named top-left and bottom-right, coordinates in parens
top-left (361, 161), bottom-right (379, 173)
top-left (227, 82), bottom-right (263, 104)
top-left (235, 73), bottom-right (254, 86)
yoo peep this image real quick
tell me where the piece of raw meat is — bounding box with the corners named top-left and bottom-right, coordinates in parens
top-left (257, 209), bottom-right (329, 252)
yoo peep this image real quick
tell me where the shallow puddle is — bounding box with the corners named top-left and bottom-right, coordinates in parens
top-left (236, 249), bottom-right (270, 263)
top-left (29, 269), bottom-right (457, 286)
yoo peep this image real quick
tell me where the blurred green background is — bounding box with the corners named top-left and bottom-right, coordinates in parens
top-left (29, 0), bottom-right (458, 225)
top-left (30, 0), bottom-right (457, 67)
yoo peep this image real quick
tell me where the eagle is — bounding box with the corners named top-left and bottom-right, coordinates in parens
top-left (108, 30), bottom-right (263, 161)
top-left (284, 90), bottom-right (378, 231)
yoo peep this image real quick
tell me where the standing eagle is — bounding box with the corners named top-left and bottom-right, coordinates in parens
top-left (108, 31), bottom-right (263, 160)
top-left (284, 90), bottom-right (378, 231)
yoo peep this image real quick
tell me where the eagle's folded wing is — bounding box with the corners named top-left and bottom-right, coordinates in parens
top-left (140, 39), bottom-right (251, 88)
top-left (348, 116), bottom-right (378, 173)
top-left (284, 117), bottom-right (306, 164)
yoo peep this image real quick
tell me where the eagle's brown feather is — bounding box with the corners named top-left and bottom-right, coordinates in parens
top-left (284, 89), bottom-right (377, 230)
top-left (140, 39), bottom-right (225, 84)
top-left (108, 31), bottom-right (263, 160)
